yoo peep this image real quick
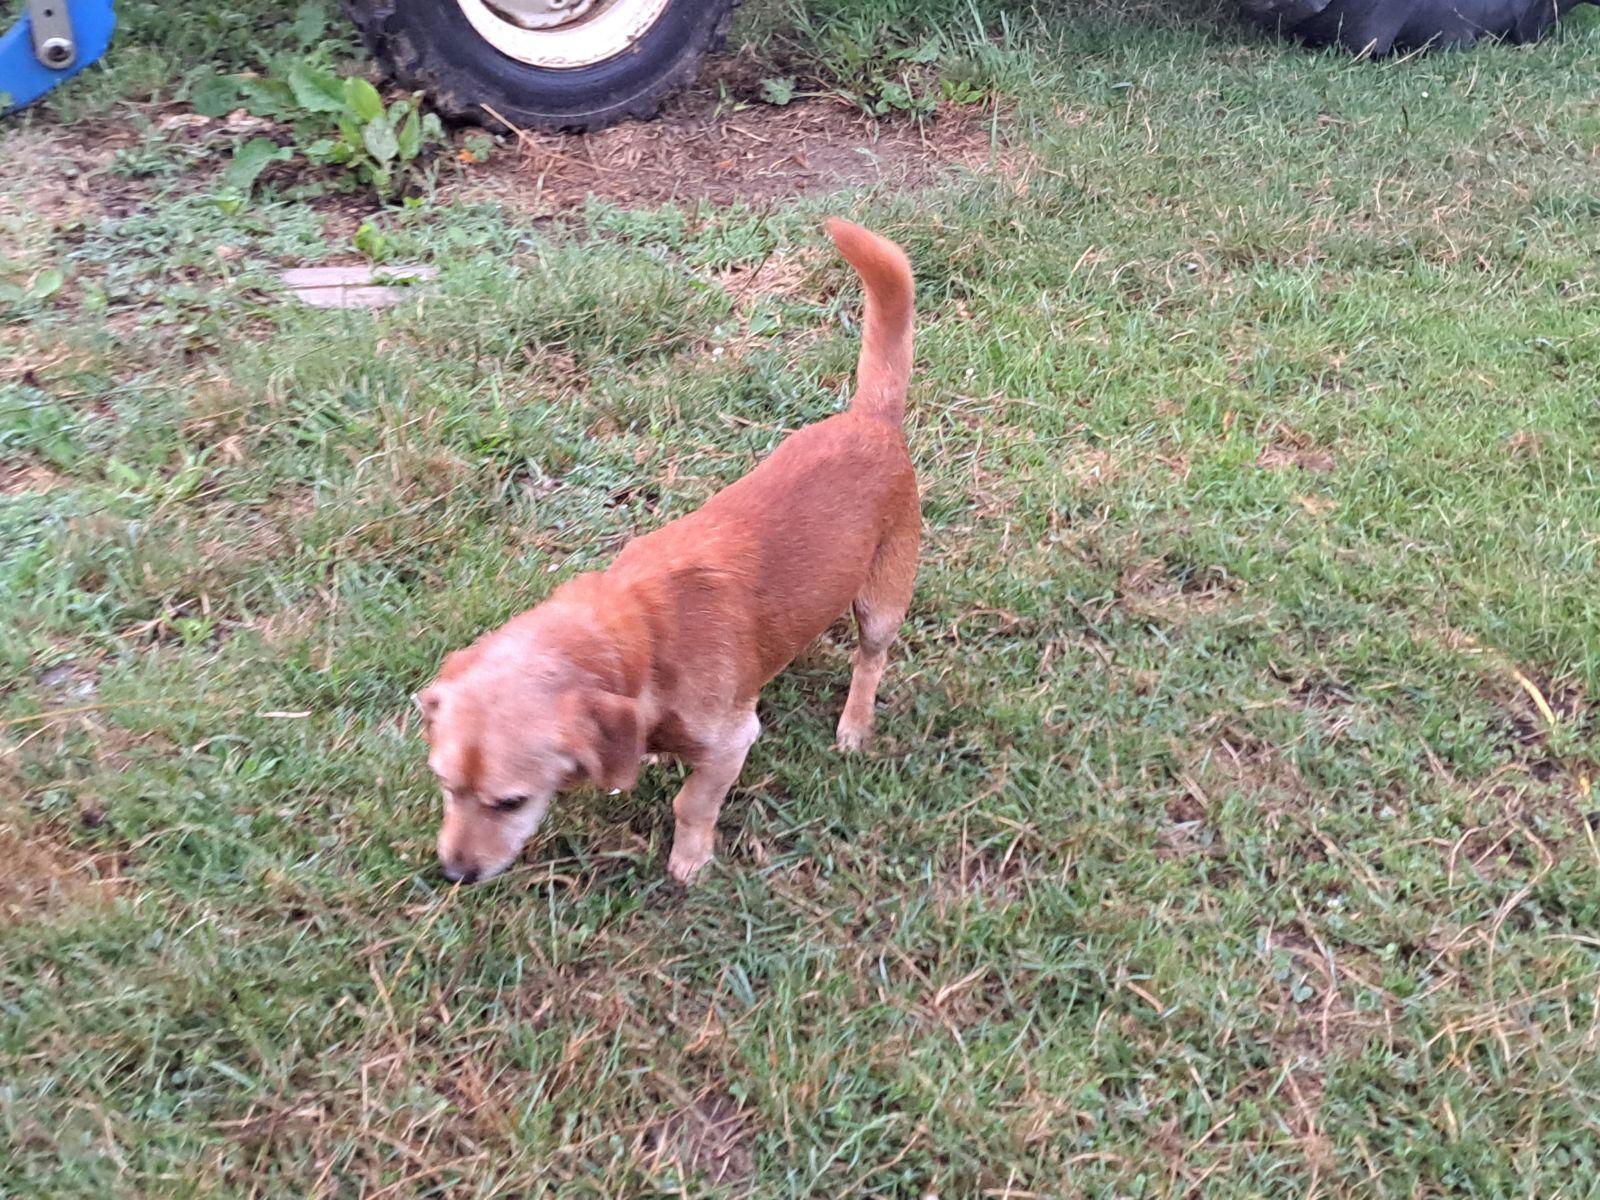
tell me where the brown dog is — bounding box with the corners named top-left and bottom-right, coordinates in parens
top-left (417, 219), bottom-right (918, 884)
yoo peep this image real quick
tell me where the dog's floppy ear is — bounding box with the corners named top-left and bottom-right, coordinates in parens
top-left (414, 685), bottom-right (442, 733)
top-left (568, 689), bottom-right (643, 792)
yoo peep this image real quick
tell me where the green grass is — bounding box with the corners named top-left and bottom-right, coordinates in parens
top-left (4, 2), bottom-right (1600, 1196)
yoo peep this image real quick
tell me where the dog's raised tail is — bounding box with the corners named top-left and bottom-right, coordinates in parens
top-left (825, 218), bottom-right (915, 427)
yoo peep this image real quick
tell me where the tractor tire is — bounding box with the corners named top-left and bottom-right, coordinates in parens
top-left (347, 0), bottom-right (740, 132)
top-left (1243, 0), bottom-right (1586, 54)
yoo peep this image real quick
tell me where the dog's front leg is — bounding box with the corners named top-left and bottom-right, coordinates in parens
top-left (667, 710), bottom-right (760, 884)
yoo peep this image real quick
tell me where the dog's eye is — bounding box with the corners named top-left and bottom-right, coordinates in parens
top-left (489, 794), bottom-right (531, 813)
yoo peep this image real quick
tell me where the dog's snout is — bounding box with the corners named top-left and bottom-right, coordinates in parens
top-left (440, 861), bottom-right (480, 885)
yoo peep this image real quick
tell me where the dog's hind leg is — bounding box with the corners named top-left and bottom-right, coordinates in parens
top-left (837, 512), bottom-right (919, 752)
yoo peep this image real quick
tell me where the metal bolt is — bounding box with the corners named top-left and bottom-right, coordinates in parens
top-left (40, 36), bottom-right (74, 67)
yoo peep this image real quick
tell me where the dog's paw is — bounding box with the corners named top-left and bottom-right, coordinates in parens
top-left (835, 716), bottom-right (874, 752)
top-left (668, 847), bottom-right (713, 885)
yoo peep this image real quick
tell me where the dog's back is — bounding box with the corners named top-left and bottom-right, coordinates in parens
top-left (611, 220), bottom-right (918, 694)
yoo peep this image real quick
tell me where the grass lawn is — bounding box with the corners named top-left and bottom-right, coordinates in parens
top-left (4, 1), bottom-right (1600, 1195)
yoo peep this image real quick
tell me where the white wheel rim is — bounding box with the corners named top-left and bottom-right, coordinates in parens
top-left (455, 0), bottom-right (676, 68)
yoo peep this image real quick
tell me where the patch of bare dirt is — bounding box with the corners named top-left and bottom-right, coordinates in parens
top-left (1207, 731), bottom-right (1311, 805)
top-left (1157, 790), bottom-right (1216, 861)
top-left (640, 1090), bottom-right (755, 1189)
top-left (1068, 446), bottom-right (1123, 489)
top-left (473, 85), bottom-right (1011, 211)
top-left (0, 459), bottom-right (67, 495)
top-left (0, 823), bottom-right (124, 918)
top-left (1116, 555), bottom-right (1237, 623)
top-left (1506, 429), bottom-right (1543, 458)
top-left (714, 251), bottom-right (813, 311)
top-left (934, 839), bottom-right (1033, 905)
top-left (0, 130), bottom-right (118, 261)
top-left (1256, 427), bottom-right (1335, 474)
top-left (249, 597), bottom-right (333, 651)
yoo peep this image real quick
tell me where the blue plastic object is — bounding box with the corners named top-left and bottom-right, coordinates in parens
top-left (1, 0), bottom-right (117, 116)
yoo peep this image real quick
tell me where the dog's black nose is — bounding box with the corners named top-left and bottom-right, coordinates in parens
top-left (441, 862), bottom-right (480, 885)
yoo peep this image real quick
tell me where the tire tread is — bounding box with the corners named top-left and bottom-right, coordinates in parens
top-left (345, 0), bottom-right (739, 131)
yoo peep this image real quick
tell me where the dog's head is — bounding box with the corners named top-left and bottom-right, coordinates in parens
top-left (418, 638), bottom-right (643, 884)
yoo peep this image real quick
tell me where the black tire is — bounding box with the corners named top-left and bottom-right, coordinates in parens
top-left (347, 0), bottom-right (740, 131)
top-left (1242, 0), bottom-right (1584, 54)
